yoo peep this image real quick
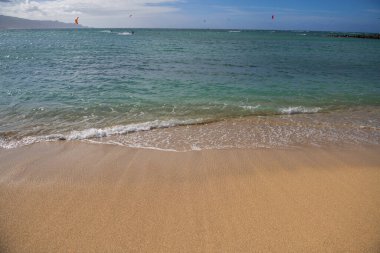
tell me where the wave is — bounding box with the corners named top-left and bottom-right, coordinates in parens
top-left (239, 105), bottom-right (261, 111)
top-left (239, 105), bottom-right (320, 115)
top-left (0, 134), bottom-right (63, 149)
top-left (279, 106), bottom-right (321, 115)
top-left (117, 32), bottom-right (133, 36)
top-left (66, 119), bottom-right (202, 140)
top-left (0, 118), bottom-right (204, 149)
top-left (0, 106), bottom-right (325, 149)
top-left (228, 30), bottom-right (241, 33)
top-left (100, 30), bottom-right (112, 33)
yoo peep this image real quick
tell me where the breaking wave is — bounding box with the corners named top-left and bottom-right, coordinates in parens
top-left (279, 106), bottom-right (321, 114)
top-left (66, 119), bottom-right (202, 140)
top-left (117, 32), bottom-right (133, 36)
top-left (0, 119), bottom-right (204, 149)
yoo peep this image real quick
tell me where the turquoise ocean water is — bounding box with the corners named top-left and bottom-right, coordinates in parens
top-left (1, 29), bottom-right (380, 150)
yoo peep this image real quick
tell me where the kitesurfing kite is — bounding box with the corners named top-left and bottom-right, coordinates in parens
top-left (272, 15), bottom-right (275, 20)
top-left (74, 17), bottom-right (79, 25)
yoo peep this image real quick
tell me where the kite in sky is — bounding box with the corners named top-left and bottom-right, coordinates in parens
top-left (272, 15), bottom-right (275, 20)
top-left (74, 17), bottom-right (79, 25)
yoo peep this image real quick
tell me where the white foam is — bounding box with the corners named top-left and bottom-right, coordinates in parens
top-left (67, 119), bottom-right (201, 140)
top-left (100, 30), bottom-right (111, 33)
top-left (228, 30), bottom-right (241, 33)
top-left (240, 105), bottom-right (260, 111)
top-left (279, 106), bottom-right (321, 115)
top-left (122, 145), bottom-right (179, 152)
top-left (191, 144), bottom-right (201, 151)
top-left (0, 134), bottom-right (64, 149)
top-left (83, 139), bottom-right (180, 152)
top-left (117, 32), bottom-right (132, 36)
top-left (0, 119), bottom-right (203, 149)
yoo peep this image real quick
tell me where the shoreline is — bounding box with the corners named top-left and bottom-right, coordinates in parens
top-left (1, 106), bottom-right (380, 151)
top-left (1, 142), bottom-right (380, 252)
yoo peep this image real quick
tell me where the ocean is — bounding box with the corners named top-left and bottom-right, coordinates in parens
top-left (1, 29), bottom-right (380, 150)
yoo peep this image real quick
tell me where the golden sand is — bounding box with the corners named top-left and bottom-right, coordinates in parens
top-left (0, 142), bottom-right (380, 252)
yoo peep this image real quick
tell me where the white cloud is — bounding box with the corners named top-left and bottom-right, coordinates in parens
top-left (0, 0), bottom-right (181, 26)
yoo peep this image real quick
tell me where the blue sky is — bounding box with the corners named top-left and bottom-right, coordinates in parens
top-left (1, 0), bottom-right (379, 32)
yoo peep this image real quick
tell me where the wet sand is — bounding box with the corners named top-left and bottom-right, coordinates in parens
top-left (0, 142), bottom-right (380, 252)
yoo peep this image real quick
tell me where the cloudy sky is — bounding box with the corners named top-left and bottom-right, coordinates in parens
top-left (1, 0), bottom-right (380, 32)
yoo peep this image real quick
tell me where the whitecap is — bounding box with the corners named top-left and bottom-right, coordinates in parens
top-left (117, 32), bottom-right (132, 36)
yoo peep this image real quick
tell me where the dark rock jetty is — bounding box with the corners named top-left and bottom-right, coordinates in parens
top-left (329, 33), bottom-right (380, 39)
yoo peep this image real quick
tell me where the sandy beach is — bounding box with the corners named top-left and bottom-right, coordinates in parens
top-left (0, 143), bottom-right (379, 252)
top-left (2, 7), bottom-right (380, 253)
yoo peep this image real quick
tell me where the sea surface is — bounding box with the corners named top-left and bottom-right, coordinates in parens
top-left (1, 29), bottom-right (380, 150)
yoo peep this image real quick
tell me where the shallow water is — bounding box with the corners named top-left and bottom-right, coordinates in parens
top-left (1, 29), bottom-right (380, 149)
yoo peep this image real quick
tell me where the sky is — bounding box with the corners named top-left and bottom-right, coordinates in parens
top-left (0, 0), bottom-right (380, 32)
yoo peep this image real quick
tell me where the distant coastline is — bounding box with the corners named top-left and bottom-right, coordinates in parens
top-left (0, 15), bottom-right (377, 36)
top-left (0, 15), bottom-right (85, 29)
